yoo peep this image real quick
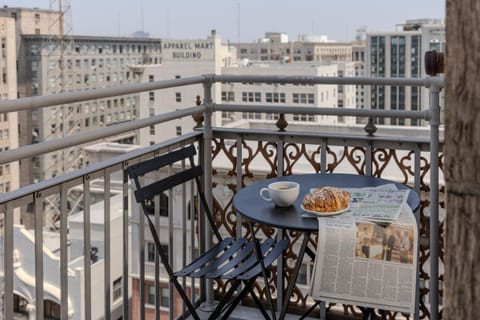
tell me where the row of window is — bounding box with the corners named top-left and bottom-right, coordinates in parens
top-left (1, 37), bottom-right (7, 84)
top-left (223, 91), bottom-right (316, 104)
top-left (149, 92), bottom-right (182, 103)
top-left (241, 112), bottom-right (316, 122)
top-left (239, 47), bottom-right (349, 55)
top-left (29, 42), bottom-right (161, 56)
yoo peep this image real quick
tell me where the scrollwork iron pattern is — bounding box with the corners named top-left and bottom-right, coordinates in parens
top-left (210, 137), bottom-right (444, 319)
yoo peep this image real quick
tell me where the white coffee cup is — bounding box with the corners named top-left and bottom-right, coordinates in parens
top-left (259, 181), bottom-right (300, 207)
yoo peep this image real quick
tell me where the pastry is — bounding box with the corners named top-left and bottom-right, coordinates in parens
top-left (302, 186), bottom-right (350, 212)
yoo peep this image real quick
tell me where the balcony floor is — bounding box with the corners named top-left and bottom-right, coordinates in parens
top-left (185, 303), bottom-right (318, 320)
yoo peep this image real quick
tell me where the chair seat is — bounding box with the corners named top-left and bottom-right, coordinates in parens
top-left (174, 237), bottom-right (288, 281)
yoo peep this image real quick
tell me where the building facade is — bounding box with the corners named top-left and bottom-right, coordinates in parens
top-left (365, 19), bottom-right (445, 126)
top-left (220, 61), bottom-right (356, 126)
top-left (235, 32), bottom-right (353, 63)
top-left (0, 7), bottom-right (61, 204)
top-left (136, 30), bottom-right (234, 146)
top-left (0, 16), bottom-right (21, 224)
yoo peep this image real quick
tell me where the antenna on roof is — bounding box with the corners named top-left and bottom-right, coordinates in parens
top-left (141, 0), bottom-right (144, 31)
top-left (237, 2), bottom-right (240, 42)
top-left (166, 8), bottom-right (170, 37)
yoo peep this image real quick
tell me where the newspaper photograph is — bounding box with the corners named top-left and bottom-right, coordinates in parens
top-left (308, 198), bottom-right (418, 314)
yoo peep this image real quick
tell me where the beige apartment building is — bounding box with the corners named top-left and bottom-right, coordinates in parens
top-left (235, 32), bottom-right (353, 63)
top-left (0, 16), bottom-right (20, 225)
top-left (0, 6), bottom-right (163, 226)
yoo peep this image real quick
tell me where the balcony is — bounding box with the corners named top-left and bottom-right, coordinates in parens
top-left (0, 74), bottom-right (443, 320)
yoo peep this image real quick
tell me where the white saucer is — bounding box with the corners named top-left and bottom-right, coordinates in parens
top-left (300, 204), bottom-right (350, 217)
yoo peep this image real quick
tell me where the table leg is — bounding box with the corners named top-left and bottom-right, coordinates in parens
top-left (279, 231), bottom-right (311, 320)
top-left (277, 228), bottom-right (285, 313)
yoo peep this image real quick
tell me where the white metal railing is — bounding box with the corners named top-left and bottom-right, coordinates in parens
top-left (0, 74), bottom-right (444, 320)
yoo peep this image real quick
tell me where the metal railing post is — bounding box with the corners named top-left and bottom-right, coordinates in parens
top-left (427, 78), bottom-right (442, 320)
top-left (202, 75), bottom-right (215, 308)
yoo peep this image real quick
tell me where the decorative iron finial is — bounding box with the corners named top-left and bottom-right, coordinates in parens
top-left (425, 50), bottom-right (444, 76)
top-left (192, 95), bottom-right (204, 129)
top-left (364, 117), bottom-right (377, 136)
top-left (276, 114), bottom-right (288, 132)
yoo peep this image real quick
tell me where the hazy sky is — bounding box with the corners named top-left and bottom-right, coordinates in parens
top-left (5, 0), bottom-right (445, 42)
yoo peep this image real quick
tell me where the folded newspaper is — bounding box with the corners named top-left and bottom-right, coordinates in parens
top-left (308, 184), bottom-right (418, 314)
top-left (346, 184), bottom-right (410, 222)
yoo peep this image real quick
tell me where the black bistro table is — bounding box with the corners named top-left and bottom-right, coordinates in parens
top-left (233, 173), bottom-right (420, 320)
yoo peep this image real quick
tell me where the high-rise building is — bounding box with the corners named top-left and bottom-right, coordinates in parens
top-left (0, 16), bottom-right (20, 219)
top-left (0, 7), bottom-right (62, 214)
top-left (366, 19), bottom-right (445, 126)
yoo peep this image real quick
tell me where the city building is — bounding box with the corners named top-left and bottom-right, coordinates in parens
top-left (0, 6), bottom-right (62, 206)
top-left (136, 30), bottom-right (235, 145)
top-left (135, 33), bottom-right (356, 147)
top-left (365, 19), bottom-right (445, 126)
top-left (0, 14), bottom-right (22, 224)
top-left (20, 34), bottom-right (162, 181)
top-left (352, 27), bottom-right (367, 112)
top-left (220, 61), bottom-right (356, 126)
top-left (3, 192), bottom-right (126, 319)
top-left (235, 32), bottom-right (353, 63)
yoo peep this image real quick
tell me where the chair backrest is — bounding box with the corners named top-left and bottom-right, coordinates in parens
top-left (126, 145), bottom-right (222, 242)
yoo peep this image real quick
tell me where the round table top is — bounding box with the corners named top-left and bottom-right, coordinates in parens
top-left (233, 173), bottom-right (420, 232)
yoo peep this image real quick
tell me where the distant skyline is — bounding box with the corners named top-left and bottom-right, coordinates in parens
top-left (5, 0), bottom-right (445, 42)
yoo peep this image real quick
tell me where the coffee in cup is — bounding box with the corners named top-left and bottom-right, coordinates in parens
top-left (259, 181), bottom-right (300, 207)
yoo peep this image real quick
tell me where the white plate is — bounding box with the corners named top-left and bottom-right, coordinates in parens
top-left (300, 204), bottom-right (350, 217)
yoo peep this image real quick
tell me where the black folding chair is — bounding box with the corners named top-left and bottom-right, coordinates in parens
top-left (127, 145), bottom-right (288, 320)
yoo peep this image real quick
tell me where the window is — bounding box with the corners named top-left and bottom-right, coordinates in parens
top-left (222, 91), bottom-right (236, 102)
top-left (14, 294), bottom-right (28, 315)
top-left (292, 93), bottom-right (314, 105)
top-left (149, 125), bottom-right (155, 135)
top-left (148, 285), bottom-right (156, 305)
top-left (44, 300), bottom-right (61, 319)
top-left (149, 75), bottom-right (154, 82)
top-left (147, 242), bottom-right (168, 263)
top-left (176, 126), bottom-right (182, 136)
top-left (176, 92), bottom-right (182, 102)
top-left (147, 242), bottom-right (156, 262)
top-left (161, 288), bottom-right (170, 307)
top-left (113, 277), bottom-right (122, 301)
top-left (266, 93), bottom-right (272, 103)
top-left (147, 285), bottom-right (169, 308)
top-left (149, 92), bottom-right (154, 101)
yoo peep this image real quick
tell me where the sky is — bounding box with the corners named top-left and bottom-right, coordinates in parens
top-left (4, 0), bottom-right (445, 42)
